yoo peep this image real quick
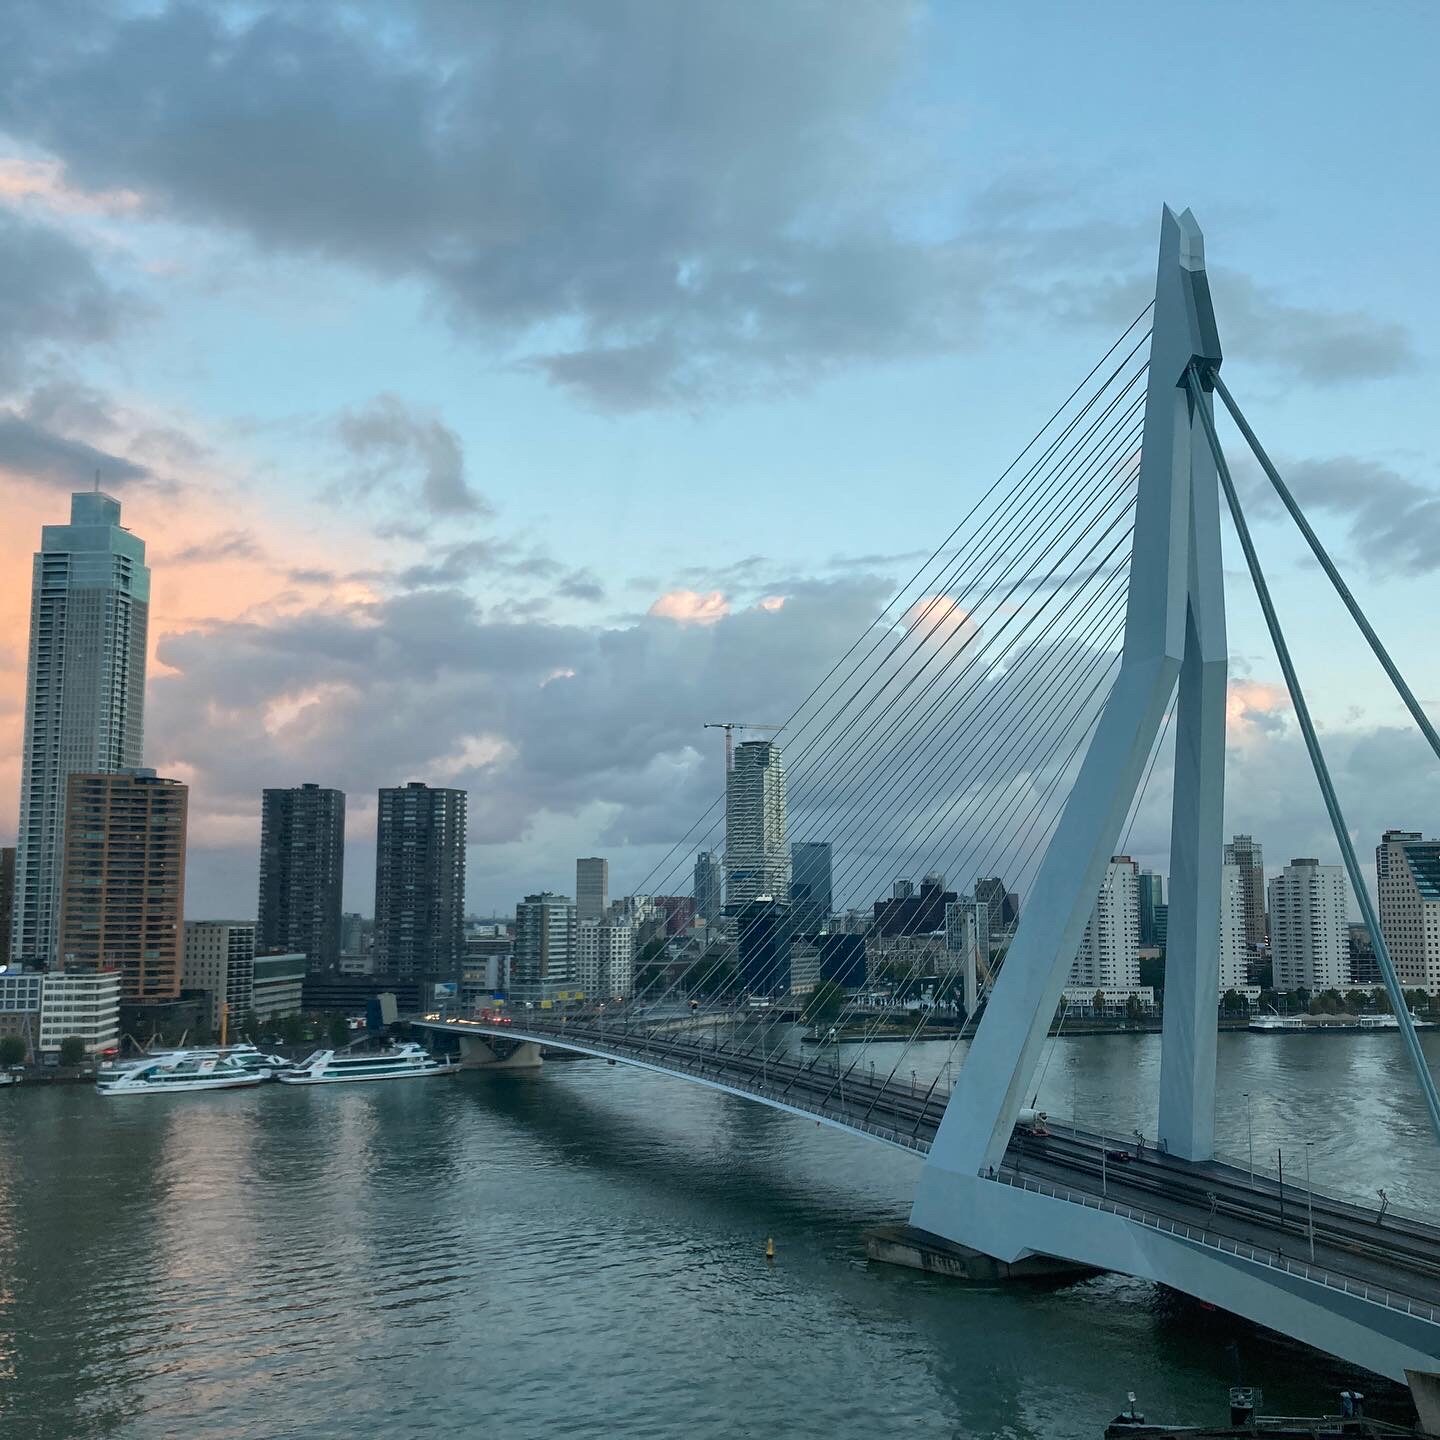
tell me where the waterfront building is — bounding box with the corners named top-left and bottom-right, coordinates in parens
top-left (1138, 870), bottom-right (1165, 945)
top-left (789, 938), bottom-right (821, 996)
top-left (1219, 862), bottom-right (1248, 993)
top-left (892, 879), bottom-right (915, 900)
top-left (944, 894), bottom-right (989, 1011)
top-left (258, 784), bottom-right (345, 972)
top-left (252, 952), bottom-right (306, 1021)
top-left (973, 876), bottom-right (1010, 953)
top-left (1224, 833), bottom-right (1267, 947)
top-left (790, 841), bottom-right (833, 934)
top-left (1069, 856), bottom-right (1140, 991)
top-left (57, 769), bottom-right (187, 1001)
top-left (0, 847), bottom-right (14, 967)
top-left (725, 741), bottom-right (789, 909)
top-left (576, 857), bottom-right (609, 922)
top-left (340, 911), bottom-right (365, 959)
top-left (872, 876), bottom-right (956, 938)
top-left (1268, 858), bottom-right (1348, 992)
top-left (735, 897), bottom-right (790, 997)
top-left (818, 933), bottom-right (867, 989)
top-left (693, 851), bottom-right (723, 924)
top-left (0, 968), bottom-right (42, 1051)
top-left (373, 782), bottom-right (467, 984)
top-left (1348, 921), bottom-right (1380, 988)
top-left (39, 968), bottom-right (121, 1056)
top-left (1152, 901), bottom-right (1169, 950)
top-left (576, 918), bottom-right (634, 999)
top-left (12, 492), bottom-right (150, 966)
top-left (1060, 985), bottom-right (1157, 1017)
top-left (1376, 829), bottom-right (1440, 994)
top-left (513, 892), bottom-right (576, 1004)
top-left (182, 921), bottom-right (257, 1030)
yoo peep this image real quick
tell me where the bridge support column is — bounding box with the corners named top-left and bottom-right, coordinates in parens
top-left (866, 1224), bottom-right (1094, 1283)
top-left (1407, 1372), bottom-right (1440, 1437)
top-left (458, 1036), bottom-right (543, 1070)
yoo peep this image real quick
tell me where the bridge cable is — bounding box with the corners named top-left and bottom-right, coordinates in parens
top-left (1187, 364), bottom-right (1440, 1150)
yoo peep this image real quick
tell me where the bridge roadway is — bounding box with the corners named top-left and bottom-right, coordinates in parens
top-left (416, 1013), bottom-right (1440, 1328)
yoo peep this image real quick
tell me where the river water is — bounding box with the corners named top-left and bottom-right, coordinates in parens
top-left (2, 1032), bottom-right (1438, 1439)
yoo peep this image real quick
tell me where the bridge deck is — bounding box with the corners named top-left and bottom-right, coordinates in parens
top-left (415, 1015), bottom-right (1440, 1330)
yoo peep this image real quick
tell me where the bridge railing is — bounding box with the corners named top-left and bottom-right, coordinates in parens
top-left (447, 1018), bottom-right (934, 1154)
top-left (991, 1170), bottom-right (1440, 1326)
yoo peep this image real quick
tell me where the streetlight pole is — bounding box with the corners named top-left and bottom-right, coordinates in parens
top-left (1305, 1141), bottom-right (1315, 1263)
top-left (1243, 1091), bottom-right (1254, 1186)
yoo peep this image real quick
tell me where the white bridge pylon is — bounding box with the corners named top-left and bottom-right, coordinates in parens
top-left (916, 204), bottom-right (1227, 1199)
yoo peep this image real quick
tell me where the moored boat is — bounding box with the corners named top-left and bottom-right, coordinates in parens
top-left (276, 1042), bottom-right (460, 1085)
top-left (96, 1053), bottom-right (265, 1096)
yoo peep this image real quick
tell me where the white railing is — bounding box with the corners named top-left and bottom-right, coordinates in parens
top-left (991, 1170), bottom-right (1440, 1326)
top-left (453, 1018), bottom-right (933, 1154)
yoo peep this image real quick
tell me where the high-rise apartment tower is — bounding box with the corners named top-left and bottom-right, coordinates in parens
top-left (12, 492), bottom-right (149, 965)
top-left (373, 782), bottom-right (466, 984)
top-left (1223, 833), bottom-right (1267, 948)
top-left (57, 769), bottom-right (187, 1001)
top-left (576, 857), bottom-right (609, 922)
top-left (257, 784), bottom-right (346, 972)
top-left (1269, 858), bottom-right (1347, 992)
top-left (725, 740), bottom-right (789, 909)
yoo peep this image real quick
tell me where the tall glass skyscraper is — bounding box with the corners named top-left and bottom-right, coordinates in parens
top-left (693, 851), bottom-right (723, 924)
top-left (12, 492), bottom-right (149, 965)
top-left (789, 841), bottom-right (833, 932)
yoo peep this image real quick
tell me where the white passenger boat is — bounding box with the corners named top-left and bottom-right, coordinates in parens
top-left (96, 1053), bottom-right (266, 1096)
top-left (277, 1042), bottom-right (460, 1085)
top-left (100, 1043), bottom-right (289, 1081)
top-left (1248, 1012), bottom-right (1304, 1031)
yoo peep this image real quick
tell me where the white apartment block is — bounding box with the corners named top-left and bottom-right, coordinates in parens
top-left (576, 919), bottom-right (635, 1000)
top-left (1377, 829), bottom-right (1440, 994)
top-left (1219, 862), bottom-right (1248, 993)
top-left (513, 892), bottom-right (577, 1003)
top-left (1070, 856), bottom-right (1140, 991)
top-left (39, 969), bottom-right (121, 1055)
top-left (1268, 858), bottom-right (1348, 992)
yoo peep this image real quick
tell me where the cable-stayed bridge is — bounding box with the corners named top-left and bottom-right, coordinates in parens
top-left (419, 208), bottom-right (1440, 1414)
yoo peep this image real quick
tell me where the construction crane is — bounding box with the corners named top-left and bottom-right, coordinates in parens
top-left (703, 721), bottom-right (782, 776)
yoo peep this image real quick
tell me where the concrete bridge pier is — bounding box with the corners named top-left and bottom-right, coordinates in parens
top-left (1406, 1371), bottom-right (1440, 1436)
top-left (458, 1035), bottom-right (543, 1070)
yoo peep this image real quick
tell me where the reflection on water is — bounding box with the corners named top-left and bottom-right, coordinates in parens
top-left (0, 1032), bottom-right (1435, 1439)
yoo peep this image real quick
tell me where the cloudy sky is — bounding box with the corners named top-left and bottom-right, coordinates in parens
top-left (1, 1), bottom-right (1437, 918)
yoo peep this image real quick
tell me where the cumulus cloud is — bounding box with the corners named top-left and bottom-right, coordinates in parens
top-left (648, 589), bottom-right (730, 625)
top-left (1216, 273), bottom-right (1417, 385)
top-left (336, 393), bottom-right (489, 519)
top-left (0, 209), bottom-right (129, 388)
top-left (1239, 454), bottom-right (1440, 578)
top-left (146, 574), bottom-right (893, 907)
top-left (0, 406), bottom-right (147, 488)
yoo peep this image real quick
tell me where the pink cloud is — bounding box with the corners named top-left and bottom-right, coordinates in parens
top-left (902, 593), bottom-right (976, 645)
top-left (1227, 678), bottom-right (1291, 739)
top-left (647, 588), bottom-right (730, 625)
top-left (0, 156), bottom-right (143, 216)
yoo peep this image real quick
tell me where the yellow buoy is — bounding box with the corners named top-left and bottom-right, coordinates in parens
top-left (765, 1236), bottom-right (775, 1261)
